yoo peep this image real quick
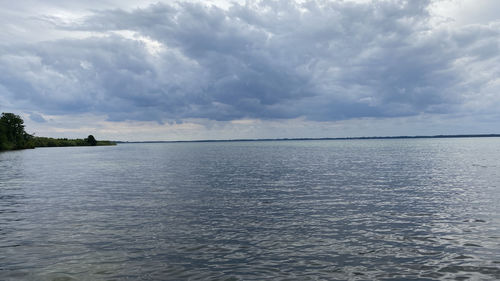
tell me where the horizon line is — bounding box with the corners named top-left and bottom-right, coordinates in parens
top-left (115, 133), bottom-right (500, 144)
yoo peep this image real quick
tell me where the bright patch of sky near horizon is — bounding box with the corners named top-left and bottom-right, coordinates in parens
top-left (1, 0), bottom-right (499, 141)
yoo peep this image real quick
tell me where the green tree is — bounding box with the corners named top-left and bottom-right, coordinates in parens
top-left (86, 135), bottom-right (97, 146)
top-left (0, 112), bottom-right (31, 150)
top-left (1, 112), bottom-right (114, 151)
top-left (0, 118), bottom-right (7, 150)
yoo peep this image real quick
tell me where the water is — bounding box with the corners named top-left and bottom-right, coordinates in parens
top-left (1, 138), bottom-right (500, 280)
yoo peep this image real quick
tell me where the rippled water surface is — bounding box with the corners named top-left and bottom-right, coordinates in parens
top-left (1, 138), bottom-right (500, 280)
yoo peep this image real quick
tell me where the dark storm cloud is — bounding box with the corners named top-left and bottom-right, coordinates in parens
top-left (1, 0), bottom-right (499, 122)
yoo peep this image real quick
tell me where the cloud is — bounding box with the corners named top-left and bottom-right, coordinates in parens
top-left (29, 112), bottom-right (47, 123)
top-left (1, 0), bottom-right (499, 124)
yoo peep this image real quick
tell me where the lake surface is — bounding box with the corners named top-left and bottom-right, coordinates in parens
top-left (1, 138), bottom-right (500, 280)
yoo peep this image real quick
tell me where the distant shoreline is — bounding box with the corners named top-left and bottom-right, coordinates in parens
top-left (116, 134), bottom-right (500, 144)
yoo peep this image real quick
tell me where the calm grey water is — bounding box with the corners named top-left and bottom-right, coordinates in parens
top-left (1, 139), bottom-right (500, 280)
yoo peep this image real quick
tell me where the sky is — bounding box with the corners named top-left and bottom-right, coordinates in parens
top-left (1, 0), bottom-right (499, 141)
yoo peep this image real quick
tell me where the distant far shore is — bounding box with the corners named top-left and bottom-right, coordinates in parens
top-left (116, 134), bottom-right (500, 144)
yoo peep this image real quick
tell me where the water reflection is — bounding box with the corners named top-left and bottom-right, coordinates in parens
top-left (0, 139), bottom-right (499, 280)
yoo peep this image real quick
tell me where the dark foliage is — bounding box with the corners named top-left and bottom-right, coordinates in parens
top-left (0, 113), bottom-right (34, 150)
top-left (86, 135), bottom-right (97, 146)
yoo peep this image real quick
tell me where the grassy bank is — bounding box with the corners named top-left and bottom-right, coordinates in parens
top-left (28, 137), bottom-right (116, 148)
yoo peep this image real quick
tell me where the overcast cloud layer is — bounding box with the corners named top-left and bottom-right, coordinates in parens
top-left (1, 0), bottom-right (499, 139)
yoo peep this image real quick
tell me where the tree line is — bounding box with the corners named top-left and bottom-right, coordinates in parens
top-left (0, 112), bottom-right (115, 151)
